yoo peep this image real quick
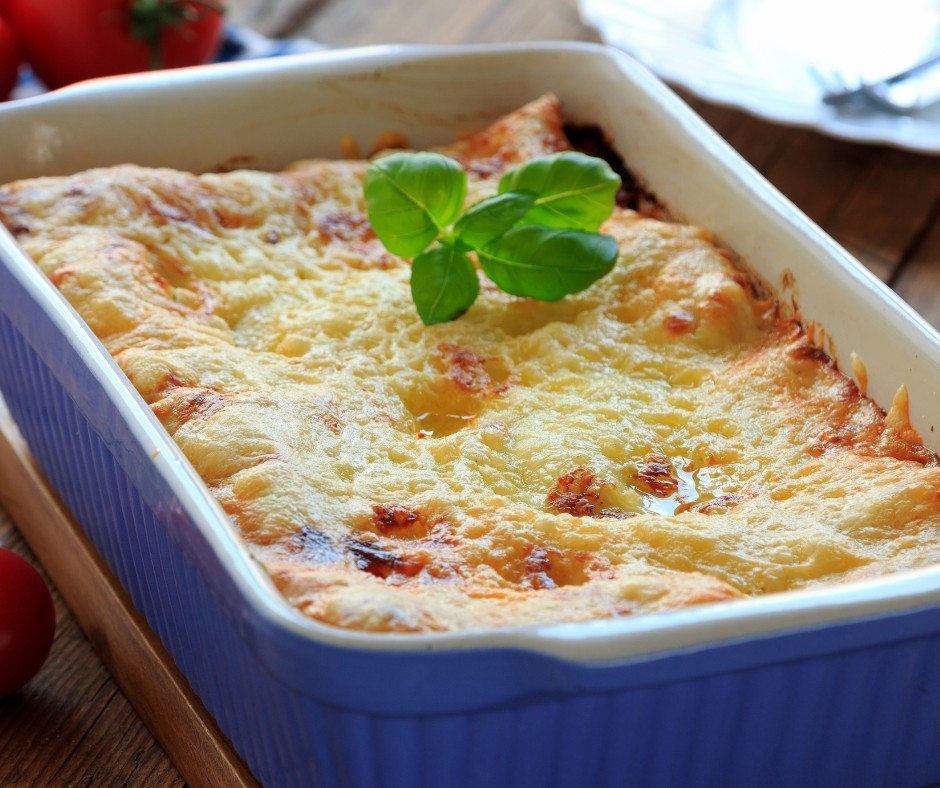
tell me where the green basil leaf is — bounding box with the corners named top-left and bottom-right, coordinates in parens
top-left (453, 191), bottom-right (535, 249)
top-left (477, 225), bottom-right (618, 301)
top-left (498, 151), bottom-right (621, 232)
top-left (410, 244), bottom-right (480, 325)
top-left (364, 152), bottom-right (467, 258)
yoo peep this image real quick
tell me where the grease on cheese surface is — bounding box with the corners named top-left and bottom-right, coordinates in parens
top-left (4, 95), bottom-right (940, 633)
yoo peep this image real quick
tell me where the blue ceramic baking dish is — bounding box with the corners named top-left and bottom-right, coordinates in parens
top-left (2, 44), bottom-right (940, 788)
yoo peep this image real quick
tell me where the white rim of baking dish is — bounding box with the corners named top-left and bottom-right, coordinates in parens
top-left (2, 42), bottom-right (940, 664)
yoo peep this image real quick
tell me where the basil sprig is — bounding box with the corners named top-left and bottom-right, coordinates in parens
top-left (364, 150), bottom-right (621, 325)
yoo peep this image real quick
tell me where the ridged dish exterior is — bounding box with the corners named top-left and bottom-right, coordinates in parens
top-left (3, 44), bottom-right (940, 788)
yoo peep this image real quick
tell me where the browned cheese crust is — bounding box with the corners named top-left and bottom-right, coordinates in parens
top-left (3, 95), bottom-right (940, 632)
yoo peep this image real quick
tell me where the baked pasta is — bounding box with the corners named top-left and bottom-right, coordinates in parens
top-left (3, 95), bottom-right (940, 633)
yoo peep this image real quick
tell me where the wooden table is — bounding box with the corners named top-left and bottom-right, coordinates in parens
top-left (2, 0), bottom-right (939, 784)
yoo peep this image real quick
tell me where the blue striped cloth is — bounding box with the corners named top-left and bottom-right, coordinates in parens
top-left (11, 25), bottom-right (321, 100)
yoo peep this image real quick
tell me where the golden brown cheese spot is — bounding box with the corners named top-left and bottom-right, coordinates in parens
top-left (402, 345), bottom-right (513, 436)
top-left (438, 343), bottom-right (510, 396)
top-left (442, 93), bottom-right (570, 180)
top-left (789, 342), bottom-right (834, 366)
top-left (633, 453), bottom-right (679, 497)
top-left (442, 343), bottom-right (490, 392)
top-left (546, 466), bottom-right (623, 518)
top-left (524, 545), bottom-right (563, 589)
top-left (492, 542), bottom-right (591, 589)
top-left (369, 503), bottom-right (431, 539)
top-left (664, 309), bottom-right (697, 334)
top-left (345, 535), bottom-right (427, 581)
top-left (317, 209), bottom-right (375, 245)
top-left (688, 492), bottom-right (749, 515)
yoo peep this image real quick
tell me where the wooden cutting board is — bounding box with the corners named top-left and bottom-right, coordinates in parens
top-left (0, 399), bottom-right (259, 788)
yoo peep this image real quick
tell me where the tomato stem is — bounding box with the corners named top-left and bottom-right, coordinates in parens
top-left (128, 0), bottom-right (226, 71)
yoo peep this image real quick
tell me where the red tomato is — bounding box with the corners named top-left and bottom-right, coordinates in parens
top-left (0, 548), bottom-right (55, 696)
top-left (0, 16), bottom-right (22, 101)
top-left (0, 0), bottom-right (225, 90)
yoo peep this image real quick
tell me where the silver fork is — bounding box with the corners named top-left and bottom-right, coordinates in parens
top-left (811, 51), bottom-right (940, 114)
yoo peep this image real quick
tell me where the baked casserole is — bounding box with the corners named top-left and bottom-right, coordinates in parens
top-left (3, 94), bottom-right (940, 633)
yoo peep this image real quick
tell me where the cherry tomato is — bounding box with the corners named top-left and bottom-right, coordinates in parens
top-left (0, 547), bottom-right (55, 696)
top-left (0, 16), bottom-right (22, 101)
top-left (0, 0), bottom-right (225, 90)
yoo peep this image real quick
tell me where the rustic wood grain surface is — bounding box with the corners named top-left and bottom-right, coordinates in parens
top-left (2, 0), bottom-right (940, 785)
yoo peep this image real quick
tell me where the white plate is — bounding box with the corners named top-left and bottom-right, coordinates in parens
top-left (579, 0), bottom-right (940, 153)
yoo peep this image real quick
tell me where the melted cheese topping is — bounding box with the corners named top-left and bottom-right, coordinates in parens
top-left (4, 95), bottom-right (940, 633)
